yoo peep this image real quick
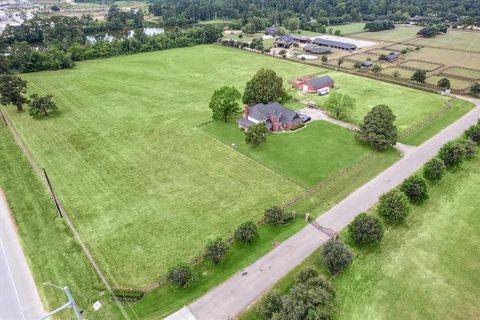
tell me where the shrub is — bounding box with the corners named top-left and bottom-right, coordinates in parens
top-left (438, 140), bottom-right (466, 168)
top-left (295, 266), bottom-right (319, 283)
top-left (465, 124), bottom-right (480, 145)
top-left (234, 221), bottom-right (258, 243)
top-left (259, 291), bottom-right (282, 318)
top-left (377, 189), bottom-right (411, 224)
top-left (321, 239), bottom-right (353, 275)
top-left (264, 206), bottom-right (294, 226)
top-left (423, 158), bottom-right (446, 182)
top-left (205, 238), bottom-right (229, 264)
top-left (459, 139), bottom-right (477, 159)
top-left (167, 263), bottom-right (196, 288)
top-left (400, 175), bottom-right (429, 204)
top-left (348, 213), bottom-right (383, 245)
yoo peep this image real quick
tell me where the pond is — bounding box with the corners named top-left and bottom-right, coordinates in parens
top-left (86, 27), bottom-right (165, 44)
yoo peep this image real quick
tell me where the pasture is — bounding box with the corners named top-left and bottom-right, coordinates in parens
top-left (412, 30), bottom-right (480, 51)
top-left (354, 25), bottom-right (422, 42)
top-left (241, 155), bottom-right (480, 320)
top-left (382, 66), bottom-right (414, 78)
top-left (6, 44), bottom-right (469, 290)
top-left (399, 59), bottom-right (444, 71)
top-left (442, 66), bottom-right (480, 80)
top-left (426, 75), bottom-right (473, 90)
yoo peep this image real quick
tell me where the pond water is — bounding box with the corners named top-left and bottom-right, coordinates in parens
top-left (86, 27), bottom-right (165, 44)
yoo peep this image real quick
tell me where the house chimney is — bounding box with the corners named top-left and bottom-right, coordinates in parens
top-left (243, 105), bottom-right (249, 119)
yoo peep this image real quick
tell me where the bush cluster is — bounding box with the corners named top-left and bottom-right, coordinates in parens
top-left (377, 189), bottom-right (411, 224)
top-left (321, 239), bottom-right (353, 275)
top-left (348, 213), bottom-right (384, 245)
top-left (400, 175), bottom-right (429, 204)
top-left (234, 221), bottom-right (258, 243)
top-left (438, 140), bottom-right (466, 168)
top-left (423, 158), bottom-right (446, 182)
top-left (167, 263), bottom-right (196, 288)
top-left (205, 238), bottom-right (229, 264)
top-left (260, 266), bottom-right (335, 319)
top-left (264, 206), bottom-right (295, 226)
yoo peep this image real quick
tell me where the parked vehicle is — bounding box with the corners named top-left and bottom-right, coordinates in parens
top-left (317, 87), bottom-right (330, 96)
top-left (297, 113), bottom-right (312, 123)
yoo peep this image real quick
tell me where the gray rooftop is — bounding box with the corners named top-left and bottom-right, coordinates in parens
top-left (248, 102), bottom-right (301, 125)
top-left (312, 38), bottom-right (357, 50)
top-left (305, 76), bottom-right (335, 89)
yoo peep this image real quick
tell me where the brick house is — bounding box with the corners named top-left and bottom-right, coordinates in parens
top-left (237, 102), bottom-right (303, 132)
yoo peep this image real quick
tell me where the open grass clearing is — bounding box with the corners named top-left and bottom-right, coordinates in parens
top-left (203, 121), bottom-right (373, 188)
top-left (426, 75), bottom-right (473, 90)
top-left (412, 30), bottom-right (480, 51)
top-left (327, 23), bottom-right (366, 35)
top-left (400, 59), bottom-right (444, 71)
top-left (382, 66), bottom-right (415, 79)
top-left (354, 25), bottom-right (422, 42)
top-left (346, 52), bottom-right (379, 62)
top-left (0, 124), bottom-right (116, 319)
top-left (399, 47), bottom-right (480, 71)
top-left (367, 48), bottom-right (400, 56)
top-left (384, 43), bottom-right (419, 51)
top-left (442, 66), bottom-right (480, 80)
top-left (241, 154), bottom-right (480, 320)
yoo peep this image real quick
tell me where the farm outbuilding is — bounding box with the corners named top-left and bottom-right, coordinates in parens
top-left (298, 75), bottom-right (335, 93)
top-left (312, 38), bottom-right (357, 51)
top-left (303, 45), bottom-right (331, 54)
top-left (275, 34), bottom-right (295, 48)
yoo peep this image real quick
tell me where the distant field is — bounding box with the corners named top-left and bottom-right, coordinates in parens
top-left (368, 48), bottom-right (400, 55)
top-left (400, 59), bottom-right (444, 71)
top-left (400, 47), bottom-right (480, 71)
top-left (204, 121), bottom-right (372, 188)
top-left (426, 75), bottom-right (473, 90)
top-left (442, 66), bottom-right (480, 80)
top-left (354, 26), bottom-right (422, 42)
top-left (328, 23), bottom-right (366, 35)
top-left (347, 52), bottom-right (379, 62)
top-left (412, 31), bottom-right (480, 51)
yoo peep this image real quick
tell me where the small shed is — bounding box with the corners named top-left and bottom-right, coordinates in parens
top-left (299, 75), bottom-right (335, 93)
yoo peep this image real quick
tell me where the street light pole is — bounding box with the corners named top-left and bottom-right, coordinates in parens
top-left (40, 283), bottom-right (82, 320)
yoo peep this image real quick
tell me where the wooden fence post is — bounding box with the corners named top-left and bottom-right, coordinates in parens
top-left (43, 168), bottom-right (63, 218)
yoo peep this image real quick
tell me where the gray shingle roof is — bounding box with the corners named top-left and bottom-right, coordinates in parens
top-left (305, 76), bottom-right (335, 89)
top-left (387, 52), bottom-right (399, 61)
top-left (312, 38), bottom-right (357, 50)
top-left (303, 45), bottom-right (331, 54)
top-left (248, 102), bottom-right (301, 125)
top-left (237, 118), bottom-right (255, 127)
top-left (276, 34), bottom-right (294, 46)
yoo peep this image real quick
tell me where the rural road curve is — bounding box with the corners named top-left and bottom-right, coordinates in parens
top-left (0, 190), bottom-right (45, 320)
top-left (166, 97), bottom-right (480, 320)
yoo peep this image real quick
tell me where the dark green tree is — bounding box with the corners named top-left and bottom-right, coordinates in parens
top-left (204, 238), bottom-right (229, 264)
top-left (245, 123), bottom-right (268, 146)
top-left (469, 83), bottom-right (480, 97)
top-left (234, 221), bottom-right (258, 243)
top-left (0, 74), bottom-right (28, 112)
top-left (465, 124), bottom-right (480, 145)
top-left (264, 206), bottom-right (291, 226)
top-left (400, 175), bottom-right (429, 204)
top-left (259, 291), bottom-right (282, 318)
top-left (321, 239), bottom-right (353, 275)
top-left (437, 77), bottom-right (451, 89)
top-left (438, 140), bottom-right (466, 168)
top-left (377, 189), bottom-right (411, 224)
top-left (208, 86), bottom-right (241, 122)
top-left (423, 158), bottom-right (446, 182)
top-left (29, 94), bottom-right (58, 117)
top-left (356, 105), bottom-right (398, 151)
top-left (167, 263), bottom-right (196, 288)
top-left (324, 92), bottom-right (355, 119)
top-left (348, 213), bottom-right (384, 245)
top-left (372, 64), bottom-right (382, 75)
top-left (242, 69), bottom-right (285, 105)
top-left (411, 70), bottom-right (427, 83)
top-left (321, 55), bottom-right (328, 64)
top-left (459, 138), bottom-right (477, 159)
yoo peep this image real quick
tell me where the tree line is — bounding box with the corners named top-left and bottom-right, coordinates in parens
top-left (147, 0), bottom-right (480, 28)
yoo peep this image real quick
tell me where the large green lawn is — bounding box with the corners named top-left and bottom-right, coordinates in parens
top-left (6, 44), bottom-right (468, 290)
top-left (204, 121), bottom-right (372, 188)
top-left (241, 155), bottom-right (480, 320)
top-left (0, 124), bottom-right (116, 319)
top-left (354, 25), bottom-right (422, 42)
top-left (412, 30), bottom-right (480, 51)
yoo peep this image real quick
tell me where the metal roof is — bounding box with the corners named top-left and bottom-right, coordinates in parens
top-left (312, 38), bottom-right (357, 50)
top-left (305, 76), bottom-right (335, 89)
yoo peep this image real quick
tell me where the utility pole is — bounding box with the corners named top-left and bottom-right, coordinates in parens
top-left (40, 284), bottom-right (82, 320)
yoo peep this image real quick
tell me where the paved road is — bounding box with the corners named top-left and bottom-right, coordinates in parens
top-left (0, 190), bottom-right (45, 320)
top-left (167, 98), bottom-right (480, 320)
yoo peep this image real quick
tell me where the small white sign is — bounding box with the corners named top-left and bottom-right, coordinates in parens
top-left (93, 301), bottom-right (102, 311)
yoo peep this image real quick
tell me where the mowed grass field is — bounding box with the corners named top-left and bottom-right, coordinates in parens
top-left (242, 156), bottom-right (480, 320)
top-left (354, 25), bottom-right (422, 42)
top-left (204, 121), bottom-right (372, 188)
top-left (0, 124), bottom-right (116, 319)
top-left (412, 30), bottom-right (480, 51)
top-left (7, 45), bottom-right (469, 288)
